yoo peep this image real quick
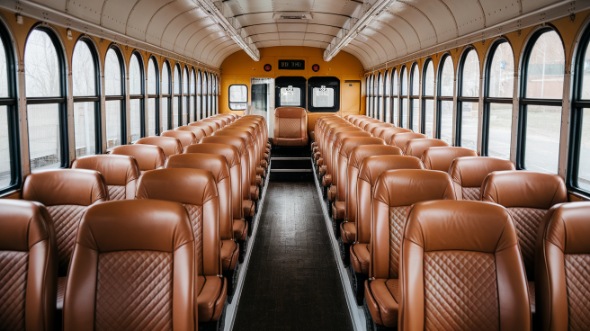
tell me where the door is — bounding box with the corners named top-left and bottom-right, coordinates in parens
top-left (342, 80), bottom-right (360, 116)
top-left (251, 78), bottom-right (274, 136)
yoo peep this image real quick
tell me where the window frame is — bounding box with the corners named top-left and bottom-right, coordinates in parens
top-left (409, 62), bottom-right (420, 132)
top-left (104, 45), bottom-right (126, 147)
top-left (308, 76), bottom-right (340, 112)
top-left (400, 66), bottom-right (408, 128)
top-left (147, 56), bottom-right (159, 136)
top-left (422, 58), bottom-right (435, 137)
top-left (229, 84), bottom-right (248, 110)
top-left (161, 60), bottom-right (171, 131)
top-left (128, 51), bottom-right (145, 141)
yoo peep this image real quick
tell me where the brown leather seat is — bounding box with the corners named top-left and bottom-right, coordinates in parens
top-left (327, 130), bottom-right (371, 200)
top-left (397, 200), bottom-right (530, 330)
top-left (22, 169), bottom-right (108, 313)
top-left (364, 170), bottom-right (456, 328)
top-left (185, 143), bottom-right (248, 242)
top-left (381, 127), bottom-right (412, 145)
top-left (390, 132), bottom-right (427, 150)
top-left (449, 156), bottom-right (515, 200)
top-left (371, 123), bottom-right (395, 139)
top-left (72, 154), bottom-right (140, 200)
top-left (166, 153), bottom-right (240, 282)
top-left (273, 106), bottom-right (308, 146)
top-left (136, 136), bottom-right (182, 158)
top-left (320, 125), bottom-right (359, 184)
top-left (403, 138), bottom-right (449, 158)
top-left (177, 125), bottom-right (207, 142)
top-left (110, 144), bottom-right (166, 174)
top-left (0, 200), bottom-right (57, 331)
top-left (202, 135), bottom-right (256, 219)
top-left (482, 170), bottom-right (567, 316)
top-left (232, 119), bottom-right (269, 172)
top-left (161, 129), bottom-right (198, 149)
top-left (63, 200), bottom-right (195, 331)
top-left (350, 156), bottom-right (424, 302)
top-left (536, 201), bottom-right (590, 330)
top-left (136, 168), bottom-right (226, 323)
top-left (189, 122), bottom-right (215, 136)
top-left (421, 146), bottom-right (478, 171)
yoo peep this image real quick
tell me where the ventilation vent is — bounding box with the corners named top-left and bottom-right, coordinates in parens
top-left (273, 12), bottom-right (313, 20)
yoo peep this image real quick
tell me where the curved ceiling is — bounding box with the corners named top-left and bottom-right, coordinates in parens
top-left (3, 0), bottom-right (589, 69)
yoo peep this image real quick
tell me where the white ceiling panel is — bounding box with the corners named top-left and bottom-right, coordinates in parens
top-left (100, 0), bottom-right (137, 33)
top-left (66, 0), bottom-right (104, 24)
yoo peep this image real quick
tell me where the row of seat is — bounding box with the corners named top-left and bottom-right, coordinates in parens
top-left (311, 114), bottom-right (587, 330)
top-left (0, 112), bottom-right (271, 330)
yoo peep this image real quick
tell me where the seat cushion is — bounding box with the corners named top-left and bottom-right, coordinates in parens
top-left (243, 199), bottom-right (256, 218)
top-left (340, 220), bottom-right (356, 243)
top-left (220, 239), bottom-right (239, 271)
top-left (350, 243), bottom-right (370, 274)
top-left (197, 276), bottom-right (227, 322)
top-left (365, 279), bottom-right (400, 328)
top-left (332, 200), bottom-right (345, 220)
top-left (233, 219), bottom-right (248, 241)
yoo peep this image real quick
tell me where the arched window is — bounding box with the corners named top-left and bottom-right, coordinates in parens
top-left (129, 52), bottom-right (144, 142)
top-left (0, 23), bottom-right (18, 192)
top-left (190, 68), bottom-right (196, 122)
top-left (172, 64), bottom-right (181, 128)
top-left (422, 59), bottom-right (435, 137)
top-left (410, 63), bottom-right (420, 131)
top-left (400, 66), bottom-right (408, 128)
top-left (437, 54), bottom-right (454, 144)
top-left (571, 23), bottom-right (590, 193)
top-left (484, 40), bottom-right (514, 159)
top-left (147, 56), bottom-right (158, 136)
top-left (214, 75), bottom-right (219, 115)
top-left (105, 47), bottom-right (125, 148)
top-left (376, 73), bottom-right (383, 120)
top-left (457, 48), bottom-right (480, 150)
top-left (25, 28), bottom-right (67, 169)
top-left (365, 76), bottom-right (371, 117)
top-left (519, 29), bottom-right (564, 173)
top-left (384, 70), bottom-right (391, 123)
top-left (161, 61), bottom-right (171, 130)
top-left (72, 38), bottom-right (99, 157)
top-left (197, 70), bottom-right (202, 120)
top-left (203, 72), bottom-right (209, 118)
top-left (392, 69), bottom-right (399, 126)
top-left (182, 66), bottom-right (189, 124)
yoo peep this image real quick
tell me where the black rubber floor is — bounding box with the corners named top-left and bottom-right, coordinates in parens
top-left (233, 178), bottom-right (353, 331)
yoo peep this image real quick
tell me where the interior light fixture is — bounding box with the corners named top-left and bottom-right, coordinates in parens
top-left (323, 0), bottom-right (392, 62)
top-left (195, 0), bottom-right (260, 61)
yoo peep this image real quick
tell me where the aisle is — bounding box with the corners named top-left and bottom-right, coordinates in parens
top-left (233, 178), bottom-right (353, 331)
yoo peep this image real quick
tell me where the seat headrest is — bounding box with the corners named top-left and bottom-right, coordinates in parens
top-left (348, 145), bottom-right (402, 169)
top-left (275, 107), bottom-right (307, 118)
top-left (334, 131), bottom-right (372, 147)
top-left (421, 147), bottom-right (478, 171)
top-left (184, 143), bottom-right (240, 167)
top-left (382, 127), bottom-right (413, 144)
top-left (136, 136), bottom-right (182, 157)
top-left (72, 155), bottom-right (140, 186)
top-left (201, 136), bottom-right (246, 155)
top-left (23, 169), bottom-right (108, 206)
top-left (340, 137), bottom-right (385, 157)
top-left (79, 200), bottom-right (192, 253)
top-left (542, 202), bottom-right (590, 254)
top-left (166, 153), bottom-right (230, 183)
top-left (481, 170), bottom-right (567, 208)
top-left (189, 122), bottom-right (214, 136)
top-left (449, 156), bottom-right (514, 187)
top-left (177, 125), bottom-right (206, 140)
top-left (0, 200), bottom-right (52, 251)
top-left (111, 144), bottom-right (166, 171)
top-left (406, 200), bottom-right (517, 253)
top-left (161, 130), bottom-right (197, 148)
top-left (373, 169), bottom-right (454, 206)
top-left (391, 132), bottom-right (427, 150)
top-left (404, 138), bottom-right (449, 157)
top-left (358, 155), bottom-right (424, 185)
top-left (136, 168), bottom-right (218, 206)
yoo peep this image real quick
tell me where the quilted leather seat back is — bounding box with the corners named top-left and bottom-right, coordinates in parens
top-left (72, 154), bottom-right (140, 200)
top-left (400, 200), bottom-right (530, 330)
top-left (421, 146), bottom-right (478, 172)
top-left (202, 136), bottom-right (250, 201)
top-left (448, 156), bottom-right (515, 200)
top-left (273, 106), bottom-right (308, 146)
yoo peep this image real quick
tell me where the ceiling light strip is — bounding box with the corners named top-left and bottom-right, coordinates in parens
top-left (324, 0), bottom-right (393, 62)
top-left (195, 0), bottom-right (260, 61)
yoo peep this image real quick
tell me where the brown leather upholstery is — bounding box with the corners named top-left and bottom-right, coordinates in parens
top-left (403, 138), bottom-right (449, 158)
top-left (166, 153), bottom-right (239, 271)
top-left (63, 200), bottom-right (195, 331)
top-left (215, 128), bottom-right (261, 197)
top-left (351, 156), bottom-right (424, 275)
top-left (327, 130), bottom-right (371, 195)
top-left (536, 202), bottom-right (590, 331)
top-left (0, 200), bottom-right (57, 331)
top-left (422, 146), bottom-right (478, 171)
top-left (185, 143), bottom-right (248, 241)
top-left (390, 132), bottom-right (427, 150)
top-left (273, 106), bottom-right (308, 146)
top-left (176, 125), bottom-right (207, 142)
top-left (189, 122), bottom-right (215, 136)
top-left (449, 156), bottom-right (515, 200)
top-left (111, 144), bottom-right (166, 173)
top-left (397, 200), bottom-right (530, 330)
top-left (381, 127), bottom-right (412, 145)
top-left (202, 135), bottom-right (256, 218)
top-left (161, 129), bottom-right (198, 149)
top-left (136, 136), bottom-right (182, 158)
top-left (72, 154), bottom-right (140, 200)
top-left (22, 169), bottom-right (108, 313)
top-left (366, 122), bottom-right (393, 136)
top-left (136, 168), bottom-right (226, 322)
top-left (201, 118), bottom-right (222, 130)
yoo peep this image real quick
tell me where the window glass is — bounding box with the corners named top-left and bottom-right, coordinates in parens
top-left (439, 101), bottom-right (453, 144)
top-left (578, 108), bottom-right (590, 190)
top-left (147, 99), bottom-right (156, 136)
top-left (172, 65), bottom-right (180, 127)
top-left (0, 33), bottom-right (16, 189)
top-left (424, 61), bottom-right (435, 95)
top-left (129, 54), bottom-right (142, 141)
top-left (280, 86), bottom-right (302, 106)
top-left (129, 55), bottom-right (141, 95)
top-left (524, 105), bottom-right (561, 173)
top-left (161, 63), bottom-right (170, 129)
top-left (197, 71), bottom-right (202, 120)
top-left (148, 57), bottom-right (157, 95)
top-left (147, 57), bottom-right (157, 136)
top-left (488, 104), bottom-right (512, 159)
top-left (25, 30), bottom-right (63, 170)
top-left (410, 64), bottom-right (419, 131)
top-left (526, 31), bottom-right (564, 99)
top-left (489, 42), bottom-right (514, 98)
top-left (182, 67), bottom-right (189, 124)
top-left (105, 49), bottom-right (122, 96)
top-left (460, 102), bottom-right (478, 150)
top-left (189, 69), bottom-right (195, 122)
top-left (229, 84), bottom-right (248, 110)
top-left (0, 37), bottom-right (7, 98)
top-left (384, 70), bottom-right (391, 123)
top-left (105, 101), bottom-right (121, 149)
top-left (424, 61), bottom-right (435, 137)
top-left (0, 107), bottom-right (11, 187)
top-left (461, 49), bottom-right (480, 97)
top-left (401, 67), bottom-right (408, 127)
top-left (105, 48), bottom-right (123, 148)
top-left (440, 56), bottom-right (454, 96)
top-left (313, 86), bottom-right (335, 107)
top-left (130, 99), bottom-right (141, 142)
top-left (73, 41), bottom-right (97, 157)
top-left (392, 70), bottom-right (399, 126)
